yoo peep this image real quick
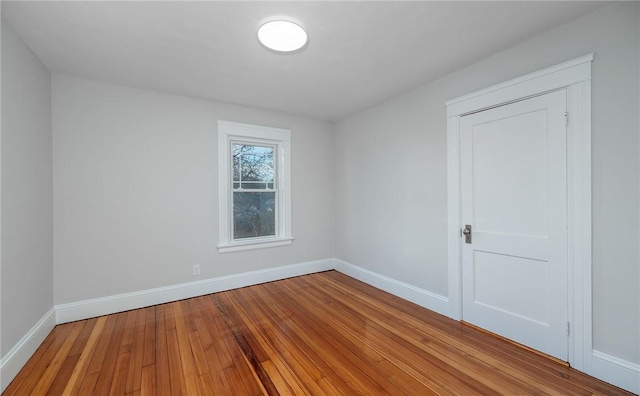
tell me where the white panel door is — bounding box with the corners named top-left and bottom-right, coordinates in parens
top-left (460, 90), bottom-right (568, 360)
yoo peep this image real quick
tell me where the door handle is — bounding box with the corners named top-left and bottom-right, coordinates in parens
top-left (462, 225), bottom-right (472, 244)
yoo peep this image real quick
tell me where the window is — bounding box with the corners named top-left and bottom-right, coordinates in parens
top-left (217, 121), bottom-right (292, 253)
top-left (232, 143), bottom-right (276, 239)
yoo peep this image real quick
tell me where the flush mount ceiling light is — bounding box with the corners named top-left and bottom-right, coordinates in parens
top-left (257, 18), bottom-right (308, 54)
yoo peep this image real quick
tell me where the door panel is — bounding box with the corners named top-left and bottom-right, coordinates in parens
top-left (460, 90), bottom-right (568, 360)
top-left (473, 251), bottom-right (549, 324)
top-left (471, 109), bottom-right (548, 237)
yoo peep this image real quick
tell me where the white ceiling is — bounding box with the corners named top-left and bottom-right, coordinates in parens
top-left (2, 1), bottom-right (610, 121)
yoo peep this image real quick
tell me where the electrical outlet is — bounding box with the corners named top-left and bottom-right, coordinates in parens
top-left (192, 264), bottom-right (201, 276)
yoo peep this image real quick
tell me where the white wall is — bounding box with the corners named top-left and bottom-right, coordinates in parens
top-left (52, 75), bottom-right (336, 305)
top-left (1, 19), bottom-right (53, 357)
top-left (335, 2), bottom-right (639, 365)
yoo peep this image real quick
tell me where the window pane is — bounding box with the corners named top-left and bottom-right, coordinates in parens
top-left (232, 144), bottom-right (275, 189)
top-left (233, 192), bottom-right (276, 239)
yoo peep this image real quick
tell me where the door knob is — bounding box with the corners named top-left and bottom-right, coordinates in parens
top-left (462, 225), bottom-right (472, 244)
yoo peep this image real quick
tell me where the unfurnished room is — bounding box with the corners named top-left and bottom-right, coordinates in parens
top-left (0, 1), bottom-right (639, 395)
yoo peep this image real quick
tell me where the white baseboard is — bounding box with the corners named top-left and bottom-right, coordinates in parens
top-left (334, 259), bottom-right (450, 317)
top-left (0, 307), bottom-right (56, 393)
top-left (55, 258), bottom-right (335, 324)
top-left (590, 350), bottom-right (640, 394)
top-left (55, 257), bottom-right (451, 324)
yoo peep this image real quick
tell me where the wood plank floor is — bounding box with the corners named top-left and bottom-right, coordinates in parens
top-left (3, 271), bottom-right (633, 395)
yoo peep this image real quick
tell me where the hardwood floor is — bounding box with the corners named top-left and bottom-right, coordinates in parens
top-left (3, 271), bottom-right (633, 395)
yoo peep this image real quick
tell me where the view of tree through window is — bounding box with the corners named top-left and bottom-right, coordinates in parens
top-left (232, 144), bottom-right (276, 239)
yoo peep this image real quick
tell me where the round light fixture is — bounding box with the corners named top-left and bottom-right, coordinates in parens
top-left (258, 19), bottom-right (308, 54)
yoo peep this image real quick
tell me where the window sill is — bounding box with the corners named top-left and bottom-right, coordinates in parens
top-left (217, 237), bottom-right (294, 253)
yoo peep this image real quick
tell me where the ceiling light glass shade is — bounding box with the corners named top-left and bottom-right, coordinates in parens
top-left (258, 20), bottom-right (308, 53)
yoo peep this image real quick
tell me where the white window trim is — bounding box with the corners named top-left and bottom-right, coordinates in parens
top-left (217, 121), bottom-right (293, 253)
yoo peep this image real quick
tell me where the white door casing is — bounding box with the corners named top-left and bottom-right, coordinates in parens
top-left (446, 54), bottom-right (592, 371)
top-left (460, 90), bottom-right (568, 360)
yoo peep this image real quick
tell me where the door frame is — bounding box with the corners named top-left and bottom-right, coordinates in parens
top-left (445, 54), bottom-right (593, 371)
